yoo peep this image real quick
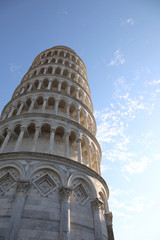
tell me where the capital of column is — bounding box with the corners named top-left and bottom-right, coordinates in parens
top-left (20, 126), bottom-right (26, 132)
top-left (59, 186), bottom-right (73, 201)
top-left (16, 180), bottom-right (30, 194)
top-left (7, 128), bottom-right (13, 135)
top-left (105, 212), bottom-right (113, 226)
top-left (91, 198), bottom-right (103, 209)
top-left (51, 127), bottom-right (56, 133)
top-left (77, 137), bottom-right (82, 143)
top-left (87, 144), bottom-right (91, 150)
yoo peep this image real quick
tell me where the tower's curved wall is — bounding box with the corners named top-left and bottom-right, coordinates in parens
top-left (0, 46), bottom-right (114, 240)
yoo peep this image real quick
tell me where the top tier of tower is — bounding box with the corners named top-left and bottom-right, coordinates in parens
top-left (0, 46), bottom-right (101, 175)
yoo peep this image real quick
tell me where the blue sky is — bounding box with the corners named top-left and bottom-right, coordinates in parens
top-left (1, 0), bottom-right (160, 239)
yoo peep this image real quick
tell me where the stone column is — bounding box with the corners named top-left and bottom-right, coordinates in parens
top-left (32, 126), bottom-right (41, 152)
top-left (27, 83), bottom-right (33, 92)
top-left (48, 128), bottom-right (56, 154)
top-left (2, 112), bottom-right (8, 120)
top-left (84, 114), bottom-right (88, 129)
top-left (87, 145), bottom-right (92, 168)
top-left (16, 101), bottom-right (24, 115)
top-left (8, 106), bottom-right (16, 118)
top-left (42, 98), bottom-right (47, 113)
top-left (65, 132), bottom-right (70, 158)
top-left (67, 84), bottom-right (71, 95)
top-left (105, 212), bottom-right (114, 240)
top-left (0, 129), bottom-right (12, 153)
top-left (5, 180), bottom-right (30, 240)
top-left (66, 104), bottom-right (70, 118)
top-left (28, 98), bottom-right (35, 113)
top-left (58, 81), bottom-right (62, 91)
top-left (54, 99), bottom-right (59, 115)
top-left (47, 80), bottom-right (52, 90)
top-left (91, 198), bottom-right (103, 240)
top-left (59, 186), bottom-right (73, 240)
top-left (95, 153), bottom-right (100, 174)
top-left (20, 87), bottom-right (25, 94)
top-left (14, 127), bottom-right (26, 151)
top-left (77, 138), bottom-right (82, 163)
top-left (77, 108), bottom-right (80, 123)
top-left (76, 89), bottom-right (79, 98)
top-left (38, 81), bottom-right (42, 90)
top-left (82, 93), bottom-right (85, 103)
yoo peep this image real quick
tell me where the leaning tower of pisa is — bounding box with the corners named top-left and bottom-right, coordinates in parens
top-left (0, 46), bottom-right (114, 240)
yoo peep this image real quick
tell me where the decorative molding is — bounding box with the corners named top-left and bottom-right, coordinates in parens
top-left (59, 186), bottom-right (73, 201)
top-left (33, 173), bottom-right (58, 197)
top-left (72, 181), bottom-right (90, 205)
top-left (91, 198), bottom-right (104, 209)
top-left (16, 180), bottom-right (30, 194)
top-left (0, 172), bottom-right (16, 194)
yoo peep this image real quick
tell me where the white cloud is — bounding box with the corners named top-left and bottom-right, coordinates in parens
top-left (9, 64), bottom-right (22, 78)
top-left (126, 18), bottom-right (135, 25)
top-left (148, 79), bottom-right (160, 85)
top-left (109, 188), bottom-right (154, 218)
top-left (123, 156), bottom-right (151, 175)
top-left (101, 164), bottom-right (112, 173)
top-left (120, 18), bottom-right (135, 26)
top-left (95, 77), bottom-right (156, 176)
top-left (108, 49), bottom-right (126, 67)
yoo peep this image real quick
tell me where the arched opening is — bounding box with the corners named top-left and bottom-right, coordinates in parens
top-left (36, 96), bottom-right (43, 111)
top-left (71, 73), bottom-right (75, 81)
top-left (70, 85), bottom-right (76, 97)
top-left (46, 51), bottom-right (51, 57)
top-left (61, 81), bottom-right (67, 93)
top-left (26, 98), bottom-right (31, 111)
top-left (40, 68), bottom-right (44, 74)
top-left (47, 67), bottom-right (52, 74)
top-left (80, 110), bottom-right (85, 128)
top-left (63, 69), bottom-right (68, 77)
top-left (91, 143), bottom-right (96, 170)
top-left (33, 70), bottom-right (37, 76)
top-left (43, 79), bottom-right (49, 89)
top-left (34, 80), bottom-right (39, 89)
top-left (58, 59), bottom-right (63, 64)
top-left (66, 52), bottom-right (70, 59)
top-left (21, 123), bottom-right (35, 151)
top-left (58, 99), bottom-right (66, 116)
top-left (54, 50), bottom-right (58, 56)
top-left (47, 97), bottom-right (55, 113)
top-left (81, 137), bottom-right (89, 166)
top-left (78, 90), bottom-right (83, 102)
top-left (54, 126), bottom-right (65, 156)
top-left (55, 67), bottom-right (61, 75)
top-left (77, 59), bottom-right (80, 66)
top-left (44, 59), bottom-right (48, 64)
top-left (51, 79), bottom-right (58, 90)
top-left (78, 77), bottom-right (82, 85)
top-left (69, 131), bottom-right (78, 161)
top-left (72, 56), bottom-right (76, 62)
top-left (51, 58), bottom-right (55, 63)
top-left (65, 61), bottom-right (69, 66)
top-left (59, 51), bottom-right (64, 57)
top-left (71, 64), bottom-right (76, 70)
top-left (37, 123), bottom-right (51, 153)
top-left (69, 104), bottom-right (77, 121)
